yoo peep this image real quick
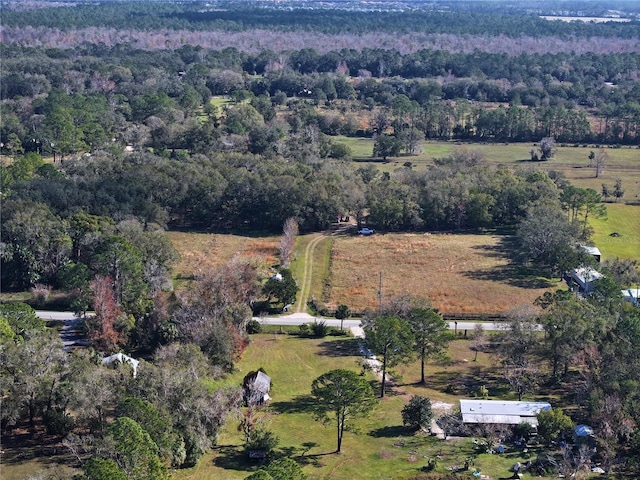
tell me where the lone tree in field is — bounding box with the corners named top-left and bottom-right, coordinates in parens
top-left (363, 315), bottom-right (415, 397)
top-left (471, 323), bottom-right (486, 362)
top-left (311, 369), bottom-right (377, 453)
top-left (407, 307), bottom-right (448, 385)
top-left (613, 179), bottom-right (624, 202)
top-left (538, 136), bottom-right (556, 161)
top-left (373, 134), bottom-right (402, 161)
top-left (593, 148), bottom-right (607, 178)
top-left (402, 395), bottom-right (433, 431)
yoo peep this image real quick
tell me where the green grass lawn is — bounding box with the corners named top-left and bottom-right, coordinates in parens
top-left (335, 136), bottom-right (640, 201)
top-left (174, 334), bottom-right (562, 480)
top-left (590, 202), bottom-right (640, 262)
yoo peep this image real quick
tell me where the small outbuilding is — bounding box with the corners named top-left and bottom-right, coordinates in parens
top-left (580, 245), bottom-right (601, 263)
top-left (460, 400), bottom-right (551, 427)
top-left (243, 370), bottom-right (272, 406)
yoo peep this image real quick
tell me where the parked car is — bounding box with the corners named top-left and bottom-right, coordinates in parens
top-left (358, 227), bottom-right (375, 235)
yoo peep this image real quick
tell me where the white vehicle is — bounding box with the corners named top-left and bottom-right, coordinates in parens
top-left (358, 227), bottom-right (375, 235)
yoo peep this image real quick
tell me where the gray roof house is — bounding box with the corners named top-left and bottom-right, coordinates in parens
top-left (460, 400), bottom-right (551, 427)
top-left (570, 266), bottom-right (603, 293)
top-left (243, 370), bottom-right (272, 406)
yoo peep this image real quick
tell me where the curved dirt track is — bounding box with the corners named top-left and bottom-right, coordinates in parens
top-left (294, 224), bottom-right (354, 313)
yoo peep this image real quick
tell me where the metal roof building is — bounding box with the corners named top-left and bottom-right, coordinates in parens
top-left (571, 266), bottom-right (603, 293)
top-left (460, 400), bottom-right (551, 426)
top-left (580, 245), bottom-right (601, 262)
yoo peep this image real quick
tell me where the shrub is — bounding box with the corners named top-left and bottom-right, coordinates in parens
top-left (311, 320), bottom-right (329, 338)
top-left (329, 328), bottom-right (349, 336)
top-left (247, 319), bottom-right (262, 334)
top-left (265, 457), bottom-right (306, 480)
top-left (31, 283), bottom-right (52, 306)
top-left (245, 428), bottom-right (279, 458)
top-left (183, 432), bottom-right (203, 468)
top-left (43, 409), bottom-right (75, 435)
top-left (298, 323), bottom-right (310, 336)
top-left (513, 422), bottom-right (533, 442)
top-left (402, 395), bottom-right (433, 430)
top-left (478, 385), bottom-right (489, 399)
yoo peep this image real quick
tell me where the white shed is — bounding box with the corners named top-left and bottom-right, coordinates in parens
top-left (460, 400), bottom-right (551, 427)
top-left (580, 245), bottom-right (601, 263)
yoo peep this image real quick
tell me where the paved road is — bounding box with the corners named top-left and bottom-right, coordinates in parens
top-left (255, 312), bottom-right (513, 331)
top-left (37, 310), bottom-right (514, 341)
top-left (36, 310), bottom-right (90, 350)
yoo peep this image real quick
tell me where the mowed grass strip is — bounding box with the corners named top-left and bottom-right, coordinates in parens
top-left (327, 233), bottom-right (557, 314)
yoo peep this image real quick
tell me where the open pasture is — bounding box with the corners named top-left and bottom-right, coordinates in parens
top-left (339, 137), bottom-right (640, 201)
top-left (326, 233), bottom-right (556, 314)
top-left (590, 202), bottom-right (640, 261)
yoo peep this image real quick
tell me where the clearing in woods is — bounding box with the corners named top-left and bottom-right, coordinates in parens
top-left (170, 230), bottom-right (559, 315)
top-left (325, 232), bottom-right (558, 314)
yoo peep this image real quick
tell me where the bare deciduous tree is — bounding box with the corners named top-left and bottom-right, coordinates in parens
top-left (471, 323), bottom-right (485, 362)
top-left (278, 217), bottom-right (298, 268)
top-left (499, 305), bottom-right (541, 400)
top-left (594, 148), bottom-right (607, 178)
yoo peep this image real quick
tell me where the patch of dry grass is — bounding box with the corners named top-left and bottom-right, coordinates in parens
top-left (327, 233), bottom-right (557, 314)
top-left (168, 231), bottom-right (279, 282)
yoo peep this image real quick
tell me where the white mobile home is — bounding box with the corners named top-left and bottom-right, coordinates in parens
top-left (460, 400), bottom-right (551, 427)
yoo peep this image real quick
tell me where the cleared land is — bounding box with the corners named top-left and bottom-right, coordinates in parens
top-left (590, 202), bottom-right (640, 261)
top-left (168, 231), bottom-right (279, 284)
top-left (174, 333), bottom-right (561, 480)
top-left (326, 233), bottom-right (557, 314)
top-left (168, 231), bottom-right (558, 315)
top-left (340, 137), bottom-right (640, 201)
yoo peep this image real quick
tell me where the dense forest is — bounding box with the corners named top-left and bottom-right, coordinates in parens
top-left (2, 2), bottom-right (640, 479)
top-left (2, 0), bottom-right (638, 300)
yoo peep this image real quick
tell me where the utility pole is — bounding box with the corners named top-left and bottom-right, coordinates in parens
top-left (377, 271), bottom-right (382, 313)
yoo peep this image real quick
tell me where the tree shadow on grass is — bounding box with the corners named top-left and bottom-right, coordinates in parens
top-left (465, 238), bottom-right (557, 289)
top-left (213, 443), bottom-right (333, 472)
top-left (317, 338), bottom-right (361, 357)
top-left (279, 443), bottom-right (334, 468)
top-left (427, 370), bottom-right (510, 398)
top-left (270, 394), bottom-right (316, 414)
top-left (1, 424), bottom-right (78, 468)
top-left (369, 425), bottom-right (415, 438)
top-left (211, 445), bottom-right (254, 472)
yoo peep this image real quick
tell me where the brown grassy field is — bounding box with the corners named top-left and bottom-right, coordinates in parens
top-left (168, 231), bottom-right (279, 285)
top-left (326, 233), bottom-right (558, 314)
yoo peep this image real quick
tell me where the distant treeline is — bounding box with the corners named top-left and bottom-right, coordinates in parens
top-left (3, 2), bottom-right (640, 39)
top-left (1, 43), bottom-right (638, 153)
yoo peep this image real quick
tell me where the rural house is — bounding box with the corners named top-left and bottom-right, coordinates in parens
top-left (460, 400), bottom-right (551, 427)
top-left (570, 266), bottom-right (603, 294)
